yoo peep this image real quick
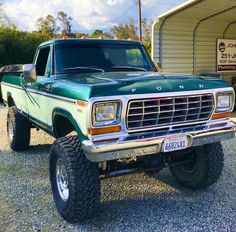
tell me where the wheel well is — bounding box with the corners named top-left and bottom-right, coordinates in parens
top-left (53, 115), bottom-right (76, 138)
top-left (7, 95), bottom-right (15, 107)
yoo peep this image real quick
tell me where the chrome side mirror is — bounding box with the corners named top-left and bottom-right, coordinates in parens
top-left (22, 64), bottom-right (37, 83)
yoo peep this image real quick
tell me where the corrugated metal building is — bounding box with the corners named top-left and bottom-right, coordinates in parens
top-left (152, 0), bottom-right (236, 83)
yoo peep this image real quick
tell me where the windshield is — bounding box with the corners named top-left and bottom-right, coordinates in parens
top-left (55, 42), bottom-right (155, 74)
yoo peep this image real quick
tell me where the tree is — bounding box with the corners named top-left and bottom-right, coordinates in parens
top-left (128, 18), bottom-right (138, 40)
top-left (111, 18), bottom-right (138, 40)
top-left (57, 11), bottom-right (72, 35)
top-left (0, 26), bottom-right (50, 67)
top-left (111, 23), bottom-right (129, 39)
top-left (0, 1), bottom-right (11, 26)
top-left (36, 15), bottom-right (58, 37)
top-left (111, 18), bottom-right (152, 54)
top-left (75, 32), bottom-right (89, 39)
top-left (90, 29), bottom-right (103, 38)
top-left (142, 18), bottom-right (153, 54)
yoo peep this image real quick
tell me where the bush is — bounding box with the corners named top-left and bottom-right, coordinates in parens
top-left (0, 26), bottom-right (51, 67)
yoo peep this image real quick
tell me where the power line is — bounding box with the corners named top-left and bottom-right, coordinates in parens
top-left (110, 0), bottom-right (136, 22)
top-left (143, 0), bottom-right (182, 6)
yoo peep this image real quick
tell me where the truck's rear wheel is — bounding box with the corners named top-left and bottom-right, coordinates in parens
top-left (170, 142), bottom-right (224, 189)
top-left (50, 136), bottom-right (101, 223)
top-left (7, 106), bottom-right (31, 151)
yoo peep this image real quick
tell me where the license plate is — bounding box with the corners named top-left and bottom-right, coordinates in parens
top-left (163, 136), bottom-right (188, 153)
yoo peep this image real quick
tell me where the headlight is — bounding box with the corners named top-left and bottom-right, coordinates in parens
top-left (216, 93), bottom-right (233, 112)
top-left (93, 101), bottom-right (121, 126)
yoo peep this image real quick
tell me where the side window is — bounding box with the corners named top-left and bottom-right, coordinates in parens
top-left (126, 49), bottom-right (144, 67)
top-left (35, 46), bottom-right (51, 76)
top-left (45, 49), bottom-right (52, 76)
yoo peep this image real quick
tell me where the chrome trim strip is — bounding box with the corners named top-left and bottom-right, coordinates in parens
top-left (90, 118), bottom-right (231, 142)
top-left (1, 82), bottom-right (22, 90)
top-left (26, 86), bottom-right (77, 104)
top-left (82, 126), bottom-right (236, 162)
top-left (87, 87), bottom-right (235, 137)
top-left (1, 82), bottom-right (77, 104)
top-left (126, 94), bottom-right (214, 131)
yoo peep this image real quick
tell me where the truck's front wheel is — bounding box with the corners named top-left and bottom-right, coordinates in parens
top-left (7, 106), bottom-right (31, 151)
top-left (50, 136), bottom-right (101, 223)
top-left (170, 142), bottom-right (224, 189)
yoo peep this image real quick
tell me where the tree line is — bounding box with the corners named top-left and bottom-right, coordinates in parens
top-left (0, 7), bottom-right (152, 67)
top-left (36, 12), bottom-right (152, 52)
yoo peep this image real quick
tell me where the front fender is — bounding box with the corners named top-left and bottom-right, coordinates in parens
top-left (52, 107), bottom-right (88, 141)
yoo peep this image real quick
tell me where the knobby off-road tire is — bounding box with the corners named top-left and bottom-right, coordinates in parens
top-left (50, 136), bottom-right (101, 223)
top-left (7, 106), bottom-right (31, 151)
top-left (145, 169), bottom-right (161, 178)
top-left (170, 142), bottom-right (224, 189)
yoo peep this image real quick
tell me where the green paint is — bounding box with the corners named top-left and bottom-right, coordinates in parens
top-left (40, 38), bottom-right (141, 47)
top-left (1, 39), bottom-right (232, 141)
top-left (2, 71), bottom-right (231, 103)
top-left (2, 74), bottom-right (21, 85)
top-left (48, 72), bottom-right (231, 100)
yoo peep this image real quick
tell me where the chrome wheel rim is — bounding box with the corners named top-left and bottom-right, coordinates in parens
top-left (179, 154), bottom-right (198, 173)
top-left (56, 159), bottom-right (69, 201)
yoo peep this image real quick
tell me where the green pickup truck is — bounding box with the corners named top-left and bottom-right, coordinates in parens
top-left (1, 39), bottom-right (236, 223)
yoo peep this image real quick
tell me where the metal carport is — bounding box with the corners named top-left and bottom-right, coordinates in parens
top-left (152, 0), bottom-right (236, 83)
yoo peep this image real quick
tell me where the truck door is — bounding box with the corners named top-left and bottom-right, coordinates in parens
top-left (25, 45), bottom-right (53, 130)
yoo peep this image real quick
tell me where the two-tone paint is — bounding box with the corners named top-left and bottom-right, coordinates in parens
top-left (1, 39), bottom-right (236, 162)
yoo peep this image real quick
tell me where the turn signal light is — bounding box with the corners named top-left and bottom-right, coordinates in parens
top-left (88, 125), bottom-right (121, 135)
top-left (76, 100), bottom-right (87, 107)
top-left (212, 112), bottom-right (231, 120)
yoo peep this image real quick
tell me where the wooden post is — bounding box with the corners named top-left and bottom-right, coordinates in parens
top-left (138, 0), bottom-right (142, 42)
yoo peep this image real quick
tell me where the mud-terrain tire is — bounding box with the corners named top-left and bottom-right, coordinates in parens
top-left (145, 169), bottom-right (160, 178)
top-left (7, 106), bottom-right (31, 151)
top-left (50, 136), bottom-right (101, 223)
top-left (170, 142), bottom-right (224, 189)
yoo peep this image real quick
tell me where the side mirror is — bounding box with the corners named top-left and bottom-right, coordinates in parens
top-left (22, 64), bottom-right (37, 83)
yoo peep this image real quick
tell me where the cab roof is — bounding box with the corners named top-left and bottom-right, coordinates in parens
top-left (39, 38), bottom-right (142, 47)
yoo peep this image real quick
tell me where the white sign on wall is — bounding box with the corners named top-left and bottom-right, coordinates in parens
top-left (217, 39), bottom-right (236, 72)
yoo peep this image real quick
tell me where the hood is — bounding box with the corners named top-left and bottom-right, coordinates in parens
top-left (51, 72), bottom-right (231, 100)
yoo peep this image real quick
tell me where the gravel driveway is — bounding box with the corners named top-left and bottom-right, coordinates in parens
top-left (0, 104), bottom-right (236, 232)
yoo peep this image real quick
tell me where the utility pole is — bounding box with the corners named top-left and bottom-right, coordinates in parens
top-left (138, 0), bottom-right (142, 42)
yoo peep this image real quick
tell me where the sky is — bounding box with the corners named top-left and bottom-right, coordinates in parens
top-left (3, 0), bottom-right (186, 33)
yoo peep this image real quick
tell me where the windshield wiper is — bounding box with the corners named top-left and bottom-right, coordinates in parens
top-left (111, 66), bottom-right (147, 72)
top-left (64, 66), bottom-right (104, 72)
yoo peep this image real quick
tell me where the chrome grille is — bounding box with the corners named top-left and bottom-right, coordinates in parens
top-left (127, 94), bottom-right (214, 131)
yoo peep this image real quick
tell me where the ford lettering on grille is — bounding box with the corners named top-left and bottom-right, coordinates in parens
top-left (127, 94), bottom-right (214, 131)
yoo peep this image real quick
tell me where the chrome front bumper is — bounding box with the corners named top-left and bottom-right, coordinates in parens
top-left (82, 122), bottom-right (236, 162)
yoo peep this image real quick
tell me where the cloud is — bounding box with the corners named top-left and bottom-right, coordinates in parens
top-left (3, 0), bottom-right (185, 32)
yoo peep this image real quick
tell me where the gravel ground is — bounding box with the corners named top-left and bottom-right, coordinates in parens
top-left (0, 104), bottom-right (236, 232)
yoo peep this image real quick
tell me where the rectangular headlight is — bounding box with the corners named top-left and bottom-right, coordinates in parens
top-left (93, 101), bottom-right (121, 127)
top-left (216, 93), bottom-right (233, 112)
